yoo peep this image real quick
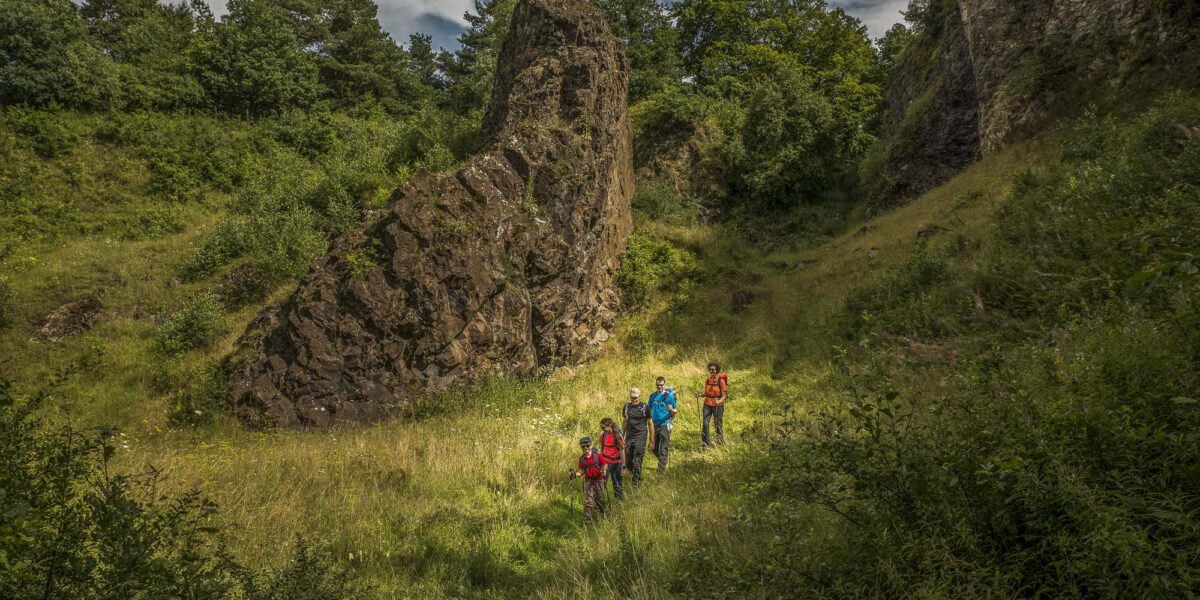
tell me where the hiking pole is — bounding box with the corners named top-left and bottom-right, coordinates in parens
top-left (696, 389), bottom-right (703, 451)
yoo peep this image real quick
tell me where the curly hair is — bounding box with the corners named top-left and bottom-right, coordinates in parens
top-left (707, 361), bottom-right (721, 373)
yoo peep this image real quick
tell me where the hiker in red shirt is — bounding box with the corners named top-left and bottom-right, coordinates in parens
top-left (571, 436), bottom-right (606, 524)
top-left (698, 362), bottom-right (728, 448)
top-left (598, 417), bottom-right (625, 499)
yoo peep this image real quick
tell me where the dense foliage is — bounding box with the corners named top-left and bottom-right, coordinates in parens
top-left (627, 0), bottom-right (884, 215)
top-left (0, 0), bottom-right (510, 118)
top-left (746, 95), bottom-right (1200, 597)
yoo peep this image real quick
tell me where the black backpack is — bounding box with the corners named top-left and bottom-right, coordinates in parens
top-left (624, 402), bottom-right (649, 422)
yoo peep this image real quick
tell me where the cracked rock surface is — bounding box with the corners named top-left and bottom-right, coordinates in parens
top-left (227, 0), bottom-right (633, 428)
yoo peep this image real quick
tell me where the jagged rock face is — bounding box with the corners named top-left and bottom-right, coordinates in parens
top-left (873, 0), bottom-right (1200, 208)
top-left (227, 0), bottom-right (633, 428)
top-left (959, 0), bottom-right (1199, 150)
top-left (871, 3), bottom-right (980, 209)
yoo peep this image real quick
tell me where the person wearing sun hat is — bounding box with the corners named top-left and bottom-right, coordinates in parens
top-left (621, 386), bottom-right (651, 487)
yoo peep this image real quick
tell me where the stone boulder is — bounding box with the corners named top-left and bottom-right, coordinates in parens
top-left (227, 0), bottom-right (633, 428)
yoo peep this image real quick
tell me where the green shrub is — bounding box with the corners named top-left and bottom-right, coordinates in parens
top-left (167, 361), bottom-right (228, 426)
top-left (632, 178), bottom-right (699, 224)
top-left (146, 147), bottom-right (202, 202)
top-left (181, 151), bottom-right (336, 282)
top-left (842, 243), bottom-right (964, 339)
top-left (5, 108), bottom-right (79, 158)
top-left (114, 206), bottom-right (186, 241)
top-left (156, 292), bottom-right (225, 355)
top-left (0, 377), bottom-right (241, 598)
top-left (617, 233), bottom-right (699, 311)
top-left (269, 110), bottom-right (335, 158)
top-left (249, 537), bottom-right (365, 600)
top-left (386, 121), bottom-right (457, 174)
top-left (344, 242), bottom-right (382, 280)
top-left (1, 377), bottom-right (363, 599)
top-left (216, 261), bottom-right (277, 309)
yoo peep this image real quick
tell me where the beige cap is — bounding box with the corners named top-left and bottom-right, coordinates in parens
top-left (629, 386), bottom-right (641, 399)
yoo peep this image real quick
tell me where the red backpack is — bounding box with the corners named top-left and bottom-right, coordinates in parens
top-left (704, 373), bottom-right (729, 406)
top-left (599, 431), bottom-right (622, 464)
top-left (579, 448), bottom-right (604, 479)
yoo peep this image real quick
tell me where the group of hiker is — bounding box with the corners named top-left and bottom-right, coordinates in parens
top-left (571, 362), bottom-right (729, 523)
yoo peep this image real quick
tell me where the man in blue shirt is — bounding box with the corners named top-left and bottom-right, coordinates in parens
top-left (647, 376), bottom-right (678, 472)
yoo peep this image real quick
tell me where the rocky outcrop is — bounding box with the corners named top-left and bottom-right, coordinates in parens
top-left (868, 3), bottom-right (980, 208)
top-left (227, 0), bottom-right (633, 428)
top-left (871, 0), bottom-right (1200, 209)
top-left (960, 0), bottom-right (1199, 150)
top-left (32, 295), bottom-right (104, 342)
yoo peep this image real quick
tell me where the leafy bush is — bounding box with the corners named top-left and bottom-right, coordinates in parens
top-left (249, 537), bottom-right (363, 600)
top-left (632, 178), bottom-right (699, 224)
top-left (0, 377), bottom-right (241, 598)
top-left (0, 0), bottom-right (122, 110)
top-left (156, 292), bottom-right (225, 355)
top-left (167, 360), bottom-right (228, 426)
top-left (269, 110), bottom-right (335, 159)
top-left (146, 146), bottom-right (203, 202)
top-left (5, 108), bottom-right (80, 158)
top-left (842, 243), bottom-right (966, 339)
top-left (216, 261), bottom-right (277, 309)
top-left (114, 206), bottom-right (186, 241)
top-left (0, 377), bottom-right (365, 599)
top-left (617, 233), bottom-right (699, 311)
top-left (344, 242), bottom-right (383, 280)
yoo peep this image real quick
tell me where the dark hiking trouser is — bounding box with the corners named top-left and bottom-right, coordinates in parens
top-left (583, 478), bottom-right (605, 523)
top-left (605, 462), bottom-right (624, 499)
top-left (702, 404), bottom-right (724, 447)
top-left (625, 436), bottom-right (646, 486)
top-left (653, 423), bottom-right (672, 472)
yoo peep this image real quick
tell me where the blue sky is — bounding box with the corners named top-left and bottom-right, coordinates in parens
top-left (200, 0), bottom-right (907, 50)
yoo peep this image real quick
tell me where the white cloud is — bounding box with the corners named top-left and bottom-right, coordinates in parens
top-left (197, 0), bottom-right (473, 48)
top-left (374, 0), bottom-right (473, 47)
top-left (197, 0), bottom-right (904, 49)
top-left (829, 0), bottom-right (907, 39)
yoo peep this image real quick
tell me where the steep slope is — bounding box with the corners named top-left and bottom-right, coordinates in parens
top-left (227, 0), bottom-right (634, 428)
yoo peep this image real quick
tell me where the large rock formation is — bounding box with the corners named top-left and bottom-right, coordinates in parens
top-left (870, 0), bottom-right (1200, 208)
top-left (227, 0), bottom-right (633, 428)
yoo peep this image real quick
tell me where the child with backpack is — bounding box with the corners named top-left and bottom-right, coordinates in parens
top-left (571, 437), bottom-right (606, 524)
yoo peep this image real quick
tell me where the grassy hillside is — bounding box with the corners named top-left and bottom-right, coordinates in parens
top-left (3, 89), bottom-right (1198, 597)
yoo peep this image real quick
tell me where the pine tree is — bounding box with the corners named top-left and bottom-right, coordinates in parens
top-left (593, 0), bottom-right (683, 103)
top-left (440, 0), bottom-right (516, 115)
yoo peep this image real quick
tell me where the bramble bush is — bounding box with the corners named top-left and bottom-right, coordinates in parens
top-left (748, 94), bottom-right (1200, 597)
